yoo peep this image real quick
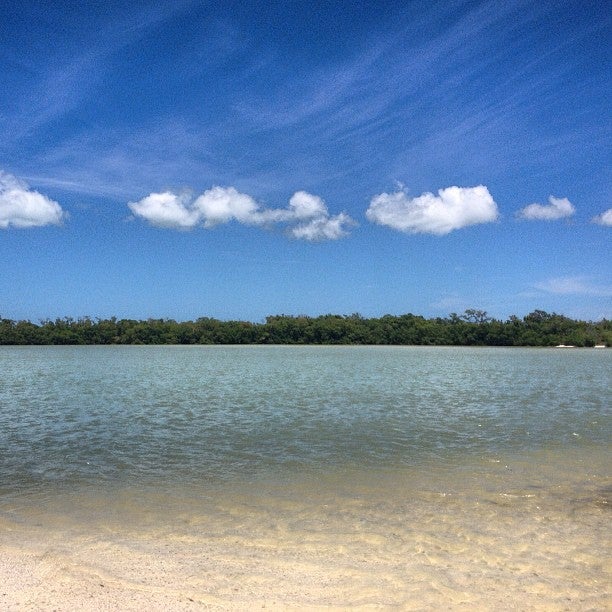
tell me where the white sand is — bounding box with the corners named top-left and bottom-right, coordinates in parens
top-left (2, 488), bottom-right (610, 611)
top-left (2, 452), bottom-right (610, 610)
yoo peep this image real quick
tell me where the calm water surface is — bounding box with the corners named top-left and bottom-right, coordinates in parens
top-left (1, 345), bottom-right (609, 489)
top-left (0, 346), bottom-right (610, 608)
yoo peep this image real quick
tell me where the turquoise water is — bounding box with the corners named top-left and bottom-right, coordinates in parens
top-left (1, 345), bottom-right (609, 489)
top-left (0, 346), bottom-right (610, 608)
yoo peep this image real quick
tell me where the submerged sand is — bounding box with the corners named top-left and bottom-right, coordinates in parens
top-left (1, 455), bottom-right (610, 611)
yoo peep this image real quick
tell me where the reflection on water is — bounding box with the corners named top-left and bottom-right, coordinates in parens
top-left (0, 346), bottom-right (610, 608)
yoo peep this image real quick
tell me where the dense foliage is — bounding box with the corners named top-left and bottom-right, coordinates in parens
top-left (0, 310), bottom-right (610, 346)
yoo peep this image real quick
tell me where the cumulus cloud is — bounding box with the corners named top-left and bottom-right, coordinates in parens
top-left (0, 171), bottom-right (66, 229)
top-left (517, 196), bottom-right (575, 221)
top-left (592, 208), bottom-right (612, 226)
top-left (193, 187), bottom-right (260, 227)
top-left (288, 191), bottom-right (328, 219)
top-left (291, 212), bottom-right (354, 241)
top-left (128, 187), bottom-right (354, 240)
top-left (366, 185), bottom-right (498, 235)
top-left (127, 191), bottom-right (199, 229)
top-left (285, 192), bottom-right (354, 241)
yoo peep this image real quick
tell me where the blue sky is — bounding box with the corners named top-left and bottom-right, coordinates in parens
top-left (1, 0), bottom-right (610, 322)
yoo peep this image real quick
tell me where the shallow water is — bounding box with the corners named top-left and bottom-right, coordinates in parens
top-left (0, 346), bottom-right (610, 609)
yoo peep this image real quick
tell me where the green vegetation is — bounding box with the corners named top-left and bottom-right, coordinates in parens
top-left (0, 310), bottom-right (610, 346)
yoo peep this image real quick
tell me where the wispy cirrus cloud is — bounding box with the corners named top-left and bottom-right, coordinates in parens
top-left (235, 1), bottom-right (532, 136)
top-left (592, 208), bottom-right (612, 226)
top-left (533, 276), bottom-right (612, 297)
top-left (128, 187), bottom-right (354, 241)
top-left (0, 170), bottom-right (66, 229)
top-left (4, 1), bottom-right (607, 217)
top-left (0, 3), bottom-right (194, 149)
top-left (366, 185), bottom-right (498, 235)
top-left (517, 196), bottom-right (575, 221)
top-left (21, 119), bottom-right (221, 200)
top-left (229, 0), bottom-right (604, 197)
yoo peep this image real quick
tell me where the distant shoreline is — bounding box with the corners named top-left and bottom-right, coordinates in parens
top-left (1, 310), bottom-right (610, 347)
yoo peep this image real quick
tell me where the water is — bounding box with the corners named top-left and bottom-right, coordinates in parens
top-left (0, 346), bottom-right (610, 609)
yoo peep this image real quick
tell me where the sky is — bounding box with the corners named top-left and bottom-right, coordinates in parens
top-left (0, 0), bottom-right (610, 322)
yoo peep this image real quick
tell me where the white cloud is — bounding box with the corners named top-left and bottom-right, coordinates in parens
top-left (366, 185), bottom-right (498, 235)
top-left (193, 186), bottom-right (260, 227)
top-left (0, 171), bottom-right (66, 229)
top-left (291, 212), bottom-right (354, 242)
top-left (287, 192), bottom-right (354, 241)
top-left (128, 187), bottom-right (354, 240)
top-left (517, 196), bottom-right (575, 221)
top-left (127, 191), bottom-right (199, 229)
top-left (534, 276), bottom-right (612, 297)
top-left (288, 191), bottom-right (328, 219)
top-left (592, 208), bottom-right (612, 226)
top-left (128, 187), bottom-right (261, 229)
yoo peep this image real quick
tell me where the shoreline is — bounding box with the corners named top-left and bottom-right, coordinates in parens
top-left (2, 469), bottom-right (610, 611)
top-left (1, 346), bottom-right (609, 609)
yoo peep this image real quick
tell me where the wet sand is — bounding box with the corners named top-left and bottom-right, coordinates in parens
top-left (2, 457), bottom-right (610, 611)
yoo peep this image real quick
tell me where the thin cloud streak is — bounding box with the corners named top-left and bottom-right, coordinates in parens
top-left (0, 2), bottom-right (195, 149)
top-left (235, 1), bottom-right (528, 136)
top-left (4, 0), bottom-right (607, 209)
top-left (534, 276), bottom-right (612, 297)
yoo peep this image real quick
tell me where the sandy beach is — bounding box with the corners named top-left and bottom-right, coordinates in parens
top-left (2, 527), bottom-right (609, 610)
top-left (2, 472), bottom-right (610, 611)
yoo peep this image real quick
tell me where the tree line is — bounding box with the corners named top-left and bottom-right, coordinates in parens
top-left (0, 309), bottom-right (610, 347)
